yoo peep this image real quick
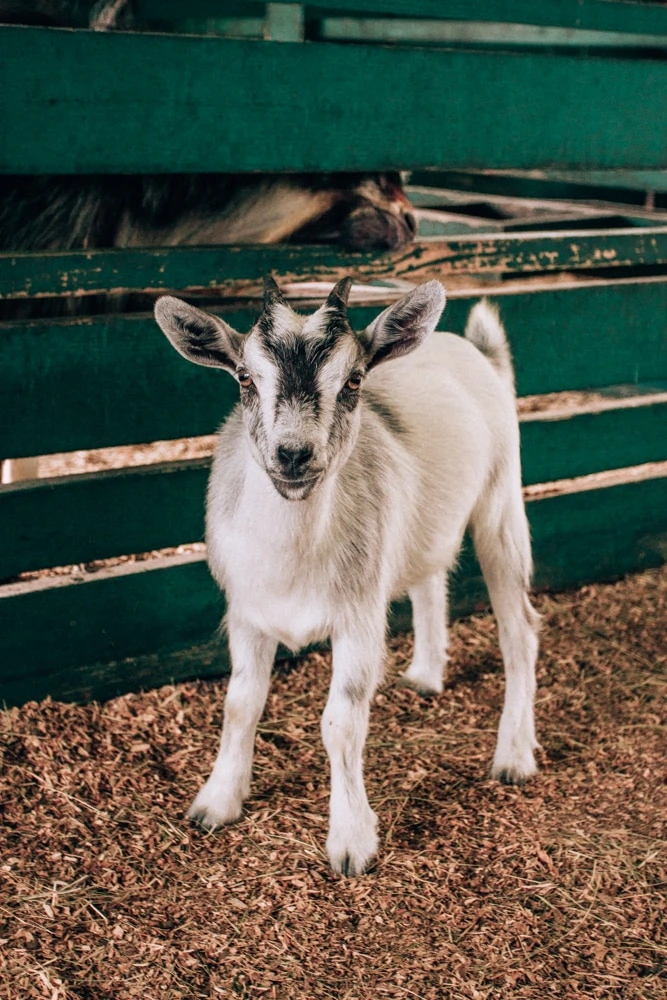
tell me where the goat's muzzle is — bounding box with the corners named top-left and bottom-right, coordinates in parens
top-left (267, 444), bottom-right (323, 500)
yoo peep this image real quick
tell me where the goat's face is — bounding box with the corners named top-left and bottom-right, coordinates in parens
top-left (154, 277), bottom-right (446, 500)
top-left (235, 285), bottom-right (368, 499)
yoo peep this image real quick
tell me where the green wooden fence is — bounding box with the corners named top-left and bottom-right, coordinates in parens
top-left (3, 24), bottom-right (667, 173)
top-left (1, 1), bottom-right (666, 707)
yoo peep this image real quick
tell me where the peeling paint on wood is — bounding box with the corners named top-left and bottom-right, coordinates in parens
top-left (2, 229), bottom-right (667, 301)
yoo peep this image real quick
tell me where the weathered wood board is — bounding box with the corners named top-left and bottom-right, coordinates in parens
top-left (4, 230), bottom-right (667, 302)
top-left (3, 25), bottom-right (667, 173)
top-left (2, 279), bottom-right (666, 459)
top-left (1, 394), bottom-right (666, 581)
top-left (1, 474), bottom-right (665, 706)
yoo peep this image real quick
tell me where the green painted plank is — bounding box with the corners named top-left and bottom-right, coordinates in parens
top-left (520, 395), bottom-right (667, 486)
top-left (5, 638), bottom-right (230, 707)
top-left (3, 229), bottom-right (667, 301)
top-left (491, 280), bottom-right (667, 396)
top-left (136, 0), bottom-right (667, 36)
top-left (0, 555), bottom-right (224, 700)
top-left (0, 461), bottom-right (210, 581)
top-left (2, 392), bottom-right (666, 579)
top-left (530, 476), bottom-right (667, 590)
top-left (1, 474), bottom-right (665, 706)
top-left (2, 27), bottom-right (667, 174)
top-left (2, 280), bottom-right (667, 459)
top-left (0, 311), bottom-right (243, 459)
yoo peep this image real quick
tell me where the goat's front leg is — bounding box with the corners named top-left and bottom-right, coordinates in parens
top-left (188, 616), bottom-right (276, 830)
top-left (322, 625), bottom-right (385, 876)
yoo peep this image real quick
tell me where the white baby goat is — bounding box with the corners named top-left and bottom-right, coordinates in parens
top-left (154, 276), bottom-right (540, 876)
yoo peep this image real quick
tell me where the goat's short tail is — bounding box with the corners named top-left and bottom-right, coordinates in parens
top-left (464, 300), bottom-right (515, 392)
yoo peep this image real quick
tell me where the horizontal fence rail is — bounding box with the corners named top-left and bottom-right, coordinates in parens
top-left (2, 278), bottom-right (667, 459)
top-left (3, 26), bottom-right (667, 173)
top-left (1, 391), bottom-right (666, 581)
top-left (1, 472), bottom-right (665, 705)
top-left (3, 230), bottom-right (667, 301)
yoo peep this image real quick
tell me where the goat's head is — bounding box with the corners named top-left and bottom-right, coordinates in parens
top-left (154, 277), bottom-right (445, 500)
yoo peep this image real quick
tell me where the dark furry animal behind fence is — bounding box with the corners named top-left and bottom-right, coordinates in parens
top-left (0, 1), bottom-right (416, 480)
top-left (0, 1), bottom-right (416, 276)
top-left (0, 1), bottom-right (415, 262)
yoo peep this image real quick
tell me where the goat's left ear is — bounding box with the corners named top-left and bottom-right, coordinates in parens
top-left (361, 280), bottom-right (446, 369)
top-left (154, 296), bottom-right (244, 373)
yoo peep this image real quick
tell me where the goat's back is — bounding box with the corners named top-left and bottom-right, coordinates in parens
top-left (355, 329), bottom-right (519, 589)
top-left (366, 329), bottom-right (517, 473)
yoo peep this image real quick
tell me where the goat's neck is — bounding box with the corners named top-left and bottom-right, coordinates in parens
top-left (243, 453), bottom-right (338, 551)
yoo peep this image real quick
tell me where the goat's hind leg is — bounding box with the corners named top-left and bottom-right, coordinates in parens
top-left (402, 570), bottom-right (448, 695)
top-left (471, 485), bottom-right (540, 785)
top-left (188, 616), bottom-right (276, 829)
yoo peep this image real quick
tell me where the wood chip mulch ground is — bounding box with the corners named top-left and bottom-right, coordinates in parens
top-left (1, 567), bottom-right (665, 1000)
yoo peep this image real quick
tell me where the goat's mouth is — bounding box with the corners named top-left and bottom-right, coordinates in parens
top-left (268, 471), bottom-right (323, 501)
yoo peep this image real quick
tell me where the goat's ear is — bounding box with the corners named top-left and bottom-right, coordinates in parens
top-left (361, 281), bottom-right (446, 369)
top-left (154, 296), bottom-right (243, 373)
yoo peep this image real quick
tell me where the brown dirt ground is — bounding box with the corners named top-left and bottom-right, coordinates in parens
top-left (1, 567), bottom-right (665, 1000)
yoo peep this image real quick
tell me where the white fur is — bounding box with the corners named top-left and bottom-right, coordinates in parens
top-left (154, 284), bottom-right (540, 876)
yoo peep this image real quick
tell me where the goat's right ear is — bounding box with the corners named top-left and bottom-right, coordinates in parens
top-left (154, 296), bottom-right (243, 373)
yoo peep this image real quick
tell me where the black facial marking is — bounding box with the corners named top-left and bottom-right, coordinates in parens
top-left (337, 381), bottom-right (362, 414)
top-left (241, 384), bottom-right (264, 443)
top-left (261, 320), bottom-right (346, 415)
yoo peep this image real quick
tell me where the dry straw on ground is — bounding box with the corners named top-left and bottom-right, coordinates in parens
top-left (1, 567), bottom-right (665, 999)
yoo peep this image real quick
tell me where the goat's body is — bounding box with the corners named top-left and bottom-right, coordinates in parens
top-left (208, 330), bottom-right (512, 646)
top-left (155, 282), bottom-right (539, 876)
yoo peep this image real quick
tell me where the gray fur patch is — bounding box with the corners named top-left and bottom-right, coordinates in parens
top-left (364, 388), bottom-right (407, 438)
top-left (343, 680), bottom-right (369, 705)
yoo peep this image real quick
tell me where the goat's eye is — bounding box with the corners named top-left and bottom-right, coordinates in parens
top-left (237, 370), bottom-right (253, 388)
top-left (346, 372), bottom-right (363, 391)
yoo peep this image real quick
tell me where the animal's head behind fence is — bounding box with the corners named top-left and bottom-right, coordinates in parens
top-left (154, 276), bottom-right (445, 500)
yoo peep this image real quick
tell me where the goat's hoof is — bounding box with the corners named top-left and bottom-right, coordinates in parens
top-left (327, 814), bottom-right (378, 877)
top-left (334, 851), bottom-right (377, 877)
top-left (328, 844), bottom-right (377, 877)
top-left (399, 666), bottom-right (443, 697)
top-left (490, 756), bottom-right (538, 787)
top-left (187, 784), bottom-right (243, 831)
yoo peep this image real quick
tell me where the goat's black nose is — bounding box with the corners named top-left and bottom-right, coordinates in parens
top-left (276, 445), bottom-right (314, 477)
